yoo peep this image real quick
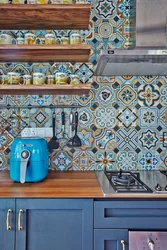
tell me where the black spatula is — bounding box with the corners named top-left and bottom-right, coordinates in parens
top-left (48, 110), bottom-right (59, 153)
top-left (72, 111), bottom-right (82, 147)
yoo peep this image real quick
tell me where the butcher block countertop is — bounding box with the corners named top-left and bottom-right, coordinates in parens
top-left (0, 171), bottom-right (167, 198)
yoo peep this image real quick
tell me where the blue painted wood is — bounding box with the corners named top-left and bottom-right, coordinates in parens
top-left (16, 199), bottom-right (93, 250)
top-left (94, 229), bottom-right (128, 250)
top-left (94, 201), bottom-right (167, 229)
top-left (0, 199), bottom-right (15, 250)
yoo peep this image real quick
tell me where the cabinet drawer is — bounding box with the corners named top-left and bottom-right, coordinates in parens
top-left (94, 229), bottom-right (128, 250)
top-left (94, 201), bottom-right (167, 229)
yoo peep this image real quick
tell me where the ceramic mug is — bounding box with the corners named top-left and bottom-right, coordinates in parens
top-left (45, 34), bottom-right (56, 45)
top-left (33, 73), bottom-right (45, 85)
top-left (69, 74), bottom-right (80, 85)
top-left (25, 33), bottom-right (36, 45)
top-left (55, 72), bottom-right (68, 85)
top-left (0, 34), bottom-right (12, 45)
top-left (7, 72), bottom-right (20, 85)
top-left (23, 75), bottom-right (32, 85)
top-left (46, 75), bottom-right (55, 85)
top-left (1, 75), bottom-right (8, 85)
top-left (70, 33), bottom-right (82, 45)
top-left (57, 37), bottom-right (69, 45)
top-left (16, 37), bottom-right (25, 45)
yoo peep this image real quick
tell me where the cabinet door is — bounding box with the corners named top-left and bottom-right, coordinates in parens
top-left (16, 198), bottom-right (93, 250)
top-left (94, 229), bottom-right (128, 250)
top-left (0, 199), bottom-right (15, 250)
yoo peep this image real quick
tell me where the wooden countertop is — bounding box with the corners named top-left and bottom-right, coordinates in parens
top-left (0, 171), bottom-right (167, 198)
top-left (0, 171), bottom-right (103, 198)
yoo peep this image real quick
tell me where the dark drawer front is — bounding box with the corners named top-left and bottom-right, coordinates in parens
top-left (94, 201), bottom-right (167, 229)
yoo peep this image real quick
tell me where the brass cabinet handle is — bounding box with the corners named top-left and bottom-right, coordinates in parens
top-left (18, 209), bottom-right (24, 231)
top-left (6, 209), bottom-right (12, 230)
top-left (121, 240), bottom-right (126, 250)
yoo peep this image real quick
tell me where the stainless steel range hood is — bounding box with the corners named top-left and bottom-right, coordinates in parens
top-left (95, 0), bottom-right (167, 76)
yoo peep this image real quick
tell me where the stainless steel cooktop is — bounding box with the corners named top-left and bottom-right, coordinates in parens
top-left (96, 170), bottom-right (167, 195)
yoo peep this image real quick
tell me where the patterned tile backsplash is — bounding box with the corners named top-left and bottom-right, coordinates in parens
top-left (0, 0), bottom-right (167, 171)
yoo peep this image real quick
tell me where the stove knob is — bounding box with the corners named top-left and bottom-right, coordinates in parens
top-left (165, 185), bottom-right (167, 191)
top-left (155, 183), bottom-right (161, 191)
top-left (148, 239), bottom-right (154, 250)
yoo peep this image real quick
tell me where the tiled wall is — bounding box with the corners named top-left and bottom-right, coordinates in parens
top-left (0, 0), bottom-right (167, 171)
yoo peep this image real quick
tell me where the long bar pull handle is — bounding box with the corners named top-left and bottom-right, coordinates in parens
top-left (121, 240), bottom-right (126, 250)
top-left (6, 209), bottom-right (12, 230)
top-left (18, 209), bottom-right (24, 231)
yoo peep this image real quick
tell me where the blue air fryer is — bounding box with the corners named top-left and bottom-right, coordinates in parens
top-left (10, 138), bottom-right (48, 183)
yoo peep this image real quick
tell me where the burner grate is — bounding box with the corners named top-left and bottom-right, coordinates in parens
top-left (105, 171), bottom-right (153, 193)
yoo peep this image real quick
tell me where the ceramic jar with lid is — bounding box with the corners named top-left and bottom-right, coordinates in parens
top-left (7, 72), bottom-right (20, 85)
top-left (55, 72), bottom-right (68, 85)
top-left (33, 73), bottom-right (45, 85)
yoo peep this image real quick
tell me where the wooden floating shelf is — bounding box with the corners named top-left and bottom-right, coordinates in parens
top-left (0, 44), bottom-right (91, 62)
top-left (0, 4), bottom-right (91, 30)
top-left (0, 84), bottom-right (91, 95)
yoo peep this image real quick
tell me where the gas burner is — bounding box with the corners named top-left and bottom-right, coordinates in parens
top-left (105, 170), bottom-right (153, 193)
top-left (114, 174), bottom-right (135, 186)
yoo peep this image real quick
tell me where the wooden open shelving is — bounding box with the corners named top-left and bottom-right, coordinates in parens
top-left (0, 84), bottom-right (91, 95)
top-left (0, 4), bottom-right (91, 30)
top-left (0, 44), bottom-right (91, 62)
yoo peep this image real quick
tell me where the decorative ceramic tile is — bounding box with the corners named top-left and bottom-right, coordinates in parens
top-left (138, 84), bottom-right (160, 106)
top-left (77, 128), bottom-right (94, 151)
top-left (117, 85), bottom-right (137, 106)
top-left (72, 150), bottom-right (95, 171)
top-left (117, 151), bottom-right (138, 170)
top-left (117, 0), bottom-right (133, 18)
top-left (78, 107), bottom-right (94, 128)
top-left (138, 151), bottom-right (162, 170)
top-left (139, 129), bottom-right (159, 150)
top-left (30, 108), bottom-right (51, 128)
top-left (95, 151), bottom-right (116, 170)
top-left (96, 0), bottom-right (115, 19)
top-left (8, 95), bottom-right (30, 106)
top-left (96, 85), bottom-right (115, 105)
top-left (117, 107), bottom-right (138, 128)
top-left (95, 107), bottom-right (116, 128)
top-left (116, 128), bottom-right (139, 151)
top-left (8, 108), bottom-right (29, 132)
top-left (74, 63), bottom-right (94, 84)
top-left (31, 63), bottom-right (52, 75)
top-left (95, 128), bottom-right (116, 150)
top-left (74, 89), bottom-right (94, 106)
top-left (30, 95), bottom-right (52, 106)
top-left (50, 150), bottom-right (72, 171)
top-left (139, 107), bottom-right (159, 128)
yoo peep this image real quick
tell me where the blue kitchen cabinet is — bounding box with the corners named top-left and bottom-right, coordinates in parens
top-left (94, 229), bottom-right (128, 250)
top-left (0, 199), bottom-right (15, 250)
top-left (16, 198), bottom-right (93, 250)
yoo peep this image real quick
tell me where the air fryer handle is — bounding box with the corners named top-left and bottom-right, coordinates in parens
top-left (20, 150), bottom-right (30, 184)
